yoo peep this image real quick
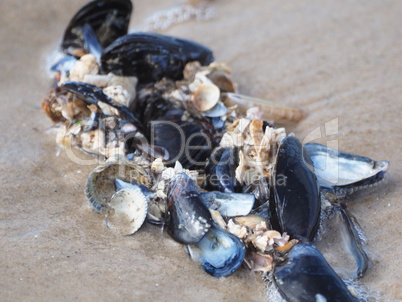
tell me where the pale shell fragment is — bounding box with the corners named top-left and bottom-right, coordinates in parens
top-left (161, 161), bottom-right (198, 183)
top-left (68, 54), bottom-right (99, 82)
top-left (223, 93), bottom-right (307, 123)
top-left (151, 158), bottom-right (165, 174)
top-left (251, 230), bottom-right (288, 253)
top-left (80, 129), bottom-right (105, 155)
top-left (83, 74), bottom-right (113, 87)
top-left (244, 252), bottom-right (273, 274)
top-left (103, 76), bottom-right (137, 107)
top-left (209, 209), bottom-right (227, 229)
top-left (106, 187), bottom-right (148, 235)
top-left (233, 214), bottom-right (268, 230)
top-left (207, 69), bottom-right (237, 93)
top-left (97, 101), bottom-right (120, 116)
top-left (189, 71), bottom-right (221, 112)
top-left (227, 219), bottom-right (248, 240)
top-left (192, 83), bottom-right (220, 112)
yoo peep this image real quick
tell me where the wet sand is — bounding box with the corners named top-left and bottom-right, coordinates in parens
top-left (1, 0), bottom-right (401, 301)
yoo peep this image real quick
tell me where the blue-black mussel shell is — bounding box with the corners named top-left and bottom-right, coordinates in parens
top-left (270, 136), bottom-right (320, 242)
top-left (62, 0), bottom-right (132, 55)
top-left (187, 224), bottom-right (246, 278)
top-left (274, 244), bottom-right (358, 302)
top-left (166, 172), bottom-right (213, 245)
top-left (101, 32), bottom-right (214, 83)
top-left (203, 147), bottom-right (239, 193)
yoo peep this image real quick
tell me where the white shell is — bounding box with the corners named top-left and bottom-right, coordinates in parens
top-left (223, 93), bottom-right (307, 123)
top-left (192, 83), bottom-right (220, 112)
top-left (106, 187), bottom-right (148, 235)
top-left (190, 72), bottom-right (221, 112)
top-left (103, 76), bottom-right (137, 108)
top-left (68, 54), bottom-right (99, 82)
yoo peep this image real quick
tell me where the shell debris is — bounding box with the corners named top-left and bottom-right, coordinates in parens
top-left (106, 187), bottom-right (148, 235)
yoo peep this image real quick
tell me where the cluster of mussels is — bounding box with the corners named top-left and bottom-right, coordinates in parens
top-left (42, 0), bottom-right (390, 301)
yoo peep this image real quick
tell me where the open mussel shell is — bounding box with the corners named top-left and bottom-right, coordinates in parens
top-left (165, 172), bottom-right (213, 245)
top-left (201, 191), bottom-right (254, 217)
top-left (304, 143), bottom-right (389, 198)
top-left (186, 224), bottom-right (246, 278)
top-left (274, 244), bottom-right (358, 301)
top-left (61, 0), bottom-right (132, 56)
top-left (106, 186), bottom-right (148, 235)
top-left (101, 33), bottom-right (214, 83)
top-left (85, 155), bottom-right (150, 212)
top-left (270, 136), bottom-right (321, 242)
top-left (315, 207), bottom-right (368, 280)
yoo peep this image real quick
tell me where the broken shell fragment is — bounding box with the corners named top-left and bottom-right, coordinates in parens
top-left (244, 252), bottom-right (273, 274)
top-left (69, 54), bottom-right (99, 82)
top-left (222, 93), bottom-right (307, 123)
top-left (209, 209), bottom-right (227, 229)
top-left (233, 214), bottom-right (268, 230)
top-left (106, 186), bottom-right (148, 235)
top-left (103, 75), bottom-right (137, 107)
top-left (207, 69), bottom-right (236, 93)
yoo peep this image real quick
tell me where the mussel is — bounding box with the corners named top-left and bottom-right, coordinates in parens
top-left (61, 0), bottom-right (132, 57)
top-left (186, 224), bottom-right (246, 277)
top-left (304, 143), bottom-right (389, 199)
top-left (273, 244), bottom-right (358, 301)
top-left (165, 172), bottom-right (213, 244)
top-left (101, 33), bottom-right (214, 83)
top-left (270, 136), bottom-right (321, 242)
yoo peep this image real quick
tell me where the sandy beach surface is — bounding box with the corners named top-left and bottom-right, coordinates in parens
top-left (1, 0), bottom-right (401, 301)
